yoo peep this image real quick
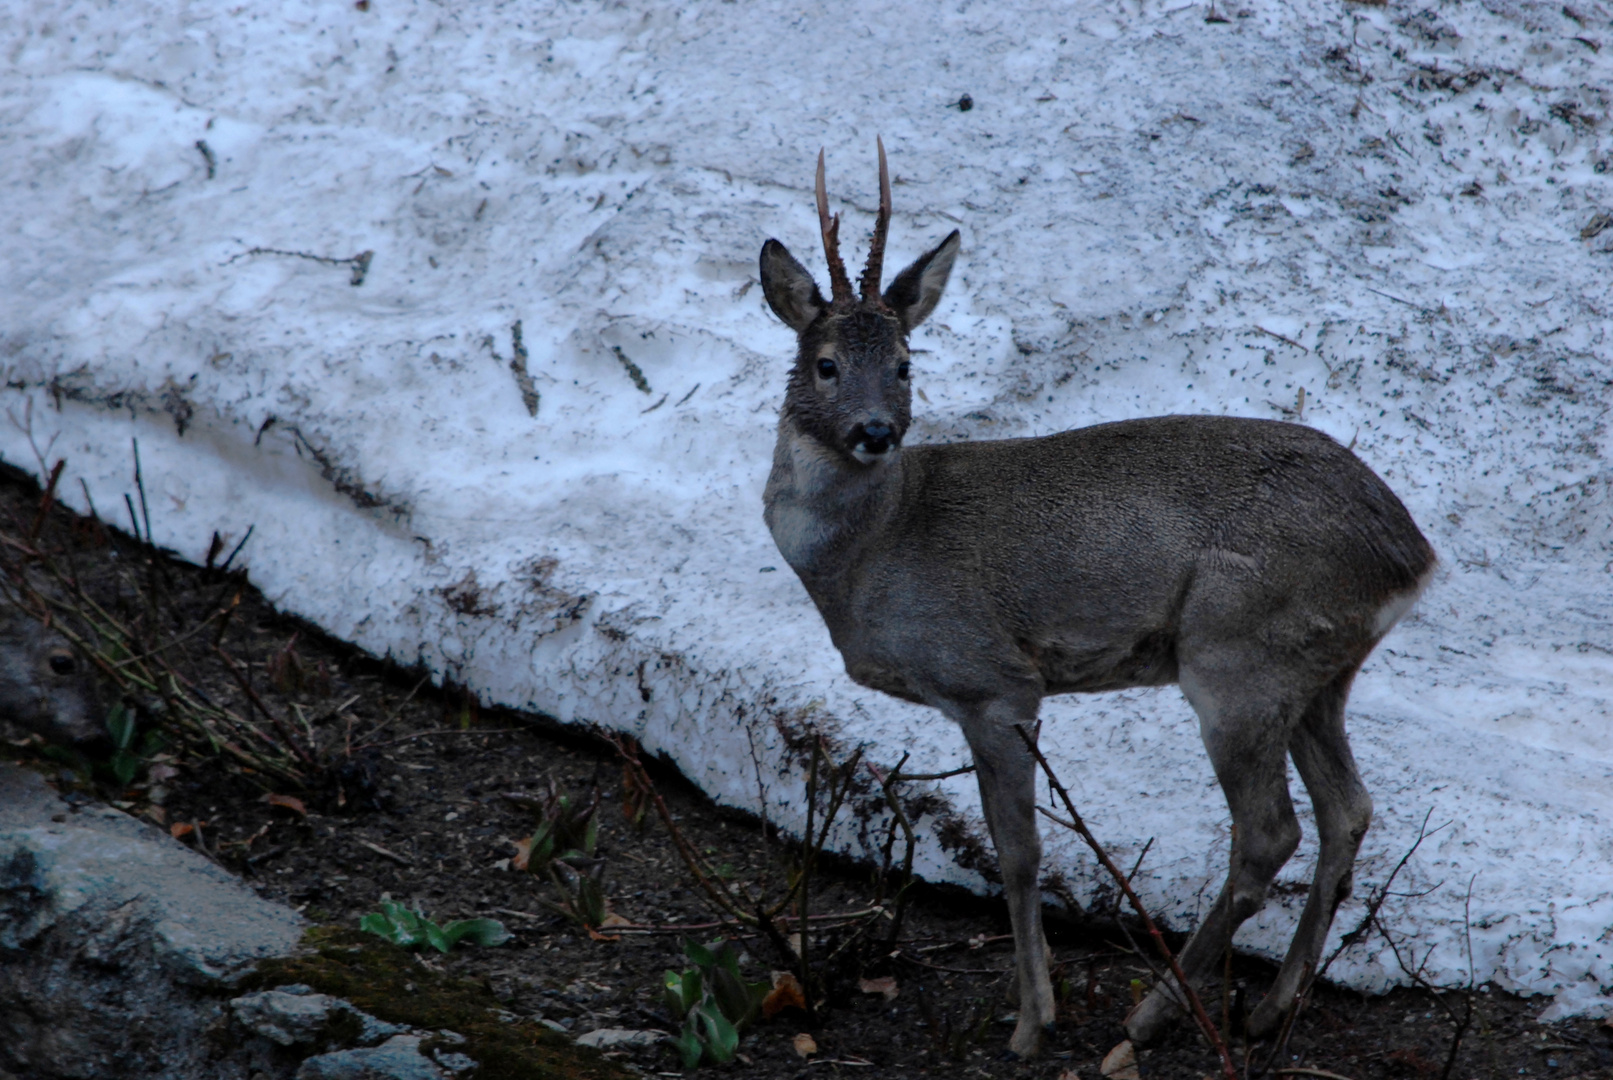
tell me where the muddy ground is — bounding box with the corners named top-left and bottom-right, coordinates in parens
top-left (2, 463), bottom-right (1610, 1080)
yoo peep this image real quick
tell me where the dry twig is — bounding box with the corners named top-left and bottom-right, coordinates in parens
top-left (1014, 723), bottom-right (1237, 1080)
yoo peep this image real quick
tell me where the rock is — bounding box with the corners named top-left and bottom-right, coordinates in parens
top-left (1100, 1039), bottom-right (1140, 1080)
top-left (574, 1028), bottom-right (666, 1050)
top-left (428, 1050), bottom-right (476, 1075)
top-left (230, 986), bottom-right (405, 1047)
top-left (231, 988), bottom-right (347, 1046)
top-left (295, 1035), bottom-right (451, 1080)
top-left (0, 762), bottom-right (618, 1079)
top-left (0, 762), bottom-right (305, 1078)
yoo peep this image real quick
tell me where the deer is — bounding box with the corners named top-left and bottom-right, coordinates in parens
top-left (757, 141), bottom-right (1436, 1058)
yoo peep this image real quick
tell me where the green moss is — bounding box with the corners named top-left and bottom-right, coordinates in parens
top-left (244, 928), bottom-right (632, 1080)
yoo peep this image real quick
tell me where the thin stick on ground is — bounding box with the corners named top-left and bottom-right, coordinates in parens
top-left (1249, 810), bottom-right (1450, 1079)
top-left (1435, 876), bottom-right (1481, 1080)
top-left (212, 643), bottom-right (319, 769)
top-left (799, 737), bottom-right (819, 1021)
top-left (1314, 808), bottom-right (1446, 984)
top-left (1013, 723), bottom-right (1238, 1080)
top-left (1371, 871), bottom-right (1480, 1080)
top-left (352, 672), bottom-right (432, 748)
top-left (867, 755), bottom-right (918, 946)
top-left (609, 734), bottom-right (757, 926)
top-left (609, 729), bottom-right (872, 978)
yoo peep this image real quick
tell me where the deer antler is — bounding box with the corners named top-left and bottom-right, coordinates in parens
top-left (860, 136), bottom-right (892, 304)
top-left (816, 149), bottom-right (855, 307)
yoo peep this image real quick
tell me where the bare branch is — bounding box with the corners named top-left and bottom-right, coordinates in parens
top-left (1014, 724), bottom-right (1237, 1080)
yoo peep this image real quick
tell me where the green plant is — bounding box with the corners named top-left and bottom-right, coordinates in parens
top-left (662, 939), bottom-right (768, 1068)
top-left (359, 900), bottom-right (510, 954)
top-left (511, 783), bottom-right (614, 930)
top-left (104, 700), bottom-right (166, 786)
top-left (516, 783), bottom-right (599, 877)
top-left (544, 860), bottom-right (611, 930)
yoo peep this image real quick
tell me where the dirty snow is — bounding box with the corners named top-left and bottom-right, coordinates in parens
top-left (2, 0), bottom-right (1610, 1015)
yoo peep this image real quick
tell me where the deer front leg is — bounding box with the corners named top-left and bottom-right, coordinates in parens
top-left (951, 695), bottom-right (1056, 1058)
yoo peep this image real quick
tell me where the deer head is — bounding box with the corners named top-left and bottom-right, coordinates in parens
top-left (760, 140), bottom-right (961, 466)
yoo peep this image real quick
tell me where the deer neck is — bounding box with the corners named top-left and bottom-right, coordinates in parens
top-left (763, 414), bottom-right (904, 585)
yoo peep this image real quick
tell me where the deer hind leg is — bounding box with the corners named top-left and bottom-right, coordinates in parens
top-left (1246, 664), bottom-right (1373, 1037)
top-left (951, 694), bottom-right (1056, 1058)
top-left (1126, 666), bottom-right (1303, 1046)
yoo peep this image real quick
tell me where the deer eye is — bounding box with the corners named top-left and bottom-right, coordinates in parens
top-left (896, 361), bottom-right (910, 380)
top-left (48, 652), bottom-right (76, 676)
top-left (816, 358), bottom-right (838, 380)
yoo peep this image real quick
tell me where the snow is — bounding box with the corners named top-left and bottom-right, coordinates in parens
top-left (2, 0), bottom-right (1610, 1015)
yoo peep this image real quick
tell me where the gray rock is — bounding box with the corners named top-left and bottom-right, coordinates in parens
top-left (294, 1035), bottom-right (449, 1080)
top-left (232, 989), bottom-right (349, 1046)
top-left (575, 1028), bottom-right (666, 1050)
top-left (0, 762), bottom-right (305, 1078)
top-left (427, 1050), bottom-right (476, 1075)
top-left (230, 988), bottom-right (406, 1048)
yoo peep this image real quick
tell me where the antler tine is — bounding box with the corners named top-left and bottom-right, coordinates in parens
top-left (815, 148), bottom-right (854, 306)
top-left (860, 135), bottom-right (892, 303)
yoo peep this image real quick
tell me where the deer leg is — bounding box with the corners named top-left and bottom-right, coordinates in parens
top-left (1127, 670), bottom-right (1302, 1046)
top-left (1246, 665), bottom-right (1372, 1037)
top-left (952, 696), bottom-right (1056, 1058)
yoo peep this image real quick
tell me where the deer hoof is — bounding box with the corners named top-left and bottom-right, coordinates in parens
top-left (1005, 1017), bottom-right (1050, 1059)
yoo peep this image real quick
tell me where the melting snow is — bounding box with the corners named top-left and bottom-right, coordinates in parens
top-left (2, 0), bottom-right (1610, 1015)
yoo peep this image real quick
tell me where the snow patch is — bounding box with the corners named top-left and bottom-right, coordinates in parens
top-left (1, 0), bottom-right (1610, 1014)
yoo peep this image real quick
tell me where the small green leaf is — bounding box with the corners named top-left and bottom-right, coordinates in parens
top-left (423, 922), bottom-right (451, 954)
top-left (359, 902), bottom-right (428, 947)
top-left (110, 749), bottom-right (140, 787)
top-left (682, 938), bottom-right (717, 969)
top-left (576, 876), bottom-right (608, 926)
top-left (105, 702), bottom-right (135, 751)
top-left (672, 1018), bottom-right (704, 1069)
top-left (709, 964), bottom-right (766, 1031)
top-left (383, 902), bottom-right (421, 933)
top-left (663, 967), bottom-right (702, 1018)
top-left (441, 918), bottom-right (511, 948)
top-left (694, 1002), bottom-right (740, 1063)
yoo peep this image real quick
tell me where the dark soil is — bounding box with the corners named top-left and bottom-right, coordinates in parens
top-left (3, 463), bottom-right (1611, 1080)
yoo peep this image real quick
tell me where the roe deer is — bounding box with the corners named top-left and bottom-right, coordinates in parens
top-left (757, 142), bottom-right (1435, 1057)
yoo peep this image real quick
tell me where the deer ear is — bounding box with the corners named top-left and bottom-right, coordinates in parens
top-left (882, 230), bottom-right (960, 332)
top-left (760, 240), bottom-right (827, 332)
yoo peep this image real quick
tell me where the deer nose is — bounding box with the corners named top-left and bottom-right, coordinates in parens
top-left (851, 421), bottom-right (896, 455)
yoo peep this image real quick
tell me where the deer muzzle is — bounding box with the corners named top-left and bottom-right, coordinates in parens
top-left (848, 420), bottom-right (900, 463)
